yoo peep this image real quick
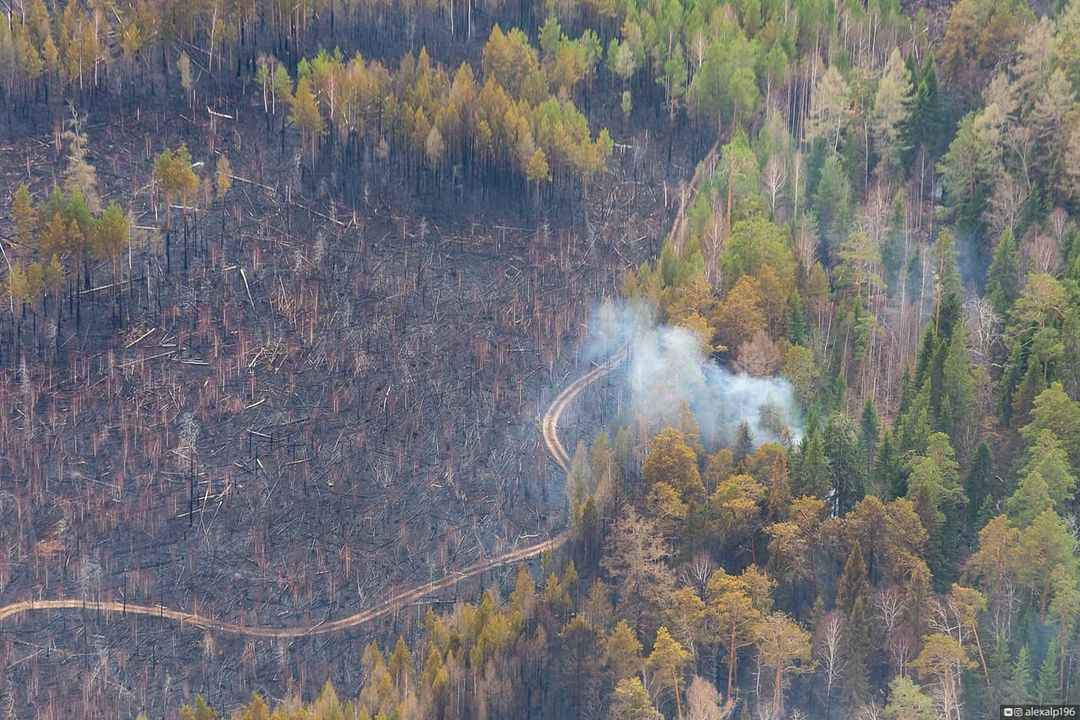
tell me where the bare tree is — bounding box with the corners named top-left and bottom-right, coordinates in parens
top-left (874, 586), bottom-right (904, 641)
top-left (815, 611), bottom-right (846, 719)
top-left (602, 507), bottom-right (676, 624)
top-left (891, 633), bottom-right (913, 679)
top-left (1024, 231), bottom-right (1061, 274)
top-left (985, 174), bottom-right (1027, 237)
top-left (859, 186), bottom-right (891, 249)
top-left (854, 699), bottom-right (885, 720)
top-left (873, 586), bottom-right (910, 676)
top-left (794, 220), bottom-right (819, 276)
top-left (1049, 207), bottom-right (1069, 246)
top-left (79, 555), bottom-right (102, 602)
top-left (733, 331), bottom-right (782, 376)
top-left (965, 297), bottom-right (1002, 362)
top-left (702, 209), bottom-right (727, 289)
top-left (761, 155), bottom-right (787, 217)
top-left (686, 676), bottom-right (733, 720)
top-left (681, 552), bottom-right (714, 596)
top-left (992, 577), bottom-right (1018, 639)
top-left (928, 597), bottom-right (962, 641)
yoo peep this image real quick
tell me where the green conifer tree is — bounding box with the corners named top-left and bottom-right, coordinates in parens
top-left (987, 229), bottom-right (1021, 319)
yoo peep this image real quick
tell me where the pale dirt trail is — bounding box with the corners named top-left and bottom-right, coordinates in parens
top-left (0, 348), bottom-right (627, 638)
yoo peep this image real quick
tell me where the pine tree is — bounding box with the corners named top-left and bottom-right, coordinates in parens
top-left (215, 155), bottom-right (233, 200)
top-left (291, 76), bottom-right (324, 167)
top-left (61, 117), bottom-right (101, 214)
top-left (608, 677), bottom-right (663, 720)
top-left (606, 620), bottom-right (643, 681)
top-left (1023, 383), bottom-right (1080, 466)
top-left (1011, 509), bottom-right (1075, 619)
top-left (765, 449), bottom-right (792, 521)
top-left (883, 676), bottom-right (936, 720)
top-left (1048, 566), bottom-right (1080, 702)
top-left (906, 433), bottom-right (966, 578)
top-left (91, 201), bottom-right (129, 265)
top-left (646, 626), bottom-right (692, 717)
top-left (931, 228), bottom-right (962, 339)
top-left (643, 428), bottom-right (704, 503)
top-left (389, 637), bottom-right (413, 695)
top-left (238, 693), bottom-right (271, 720)
top-left (707, 570), bottom-right (764, 700)
top-left (715, 276), bottom-right (765, 348)
top-left (756, 611), bottom-right (812, 718)
top-left (178, 696), bottom-right (216, 720)
top-left (678, 402), bottom-right (703, 456)
top-left (11, 183), bottom-right (35, 249)
top-left (39, 210), bottom-right (67, 263)
top-left (420, 643), bottom-right (449, 712)
top-left (1008, 646), bottom-right (1034, 704)
top-left (911, 634), bottom-right (976, 719)
top-left (153, 144), bottom-right (199, 271)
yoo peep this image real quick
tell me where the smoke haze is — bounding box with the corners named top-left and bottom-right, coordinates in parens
top-left (587, 301), bottom-right (803, 449)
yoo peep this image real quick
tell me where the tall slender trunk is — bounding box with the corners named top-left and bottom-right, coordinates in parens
top-left (727, 624), bottom-right (737, 699)
top-left (672, 668), bottom-right (683, 720)
top-left (773, 664), bottom-right (783, 718)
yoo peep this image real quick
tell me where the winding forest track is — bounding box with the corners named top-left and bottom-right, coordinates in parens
top-left (0, 349), bottom-right (627, 638)
top-left (0, 138), bottom-right (718, 641)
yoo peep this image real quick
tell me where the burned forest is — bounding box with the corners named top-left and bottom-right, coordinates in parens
top-left (0, 3), bottom-right (679, 715)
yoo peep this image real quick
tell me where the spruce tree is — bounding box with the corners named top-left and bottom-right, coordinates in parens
top-left (874, 432), bottom-right (906, 498)
top-left (858, 398), bottom-right (880, 482)
top-left (881, 195), bottom-right (906, 295)
top-left (843, 596), bottom-right (871, 708)
top-left (733, 420), bottom-right (755, 465)
top-left (825, 414), bottom-right (866, 516)
top-left (836, 541), bottom-right (868, 615)
top-left (1008, 645), bottom-right (1034, 704)
top-left (987, 633), bottom-right (1010, 710)
top-left (963, 442), bottom-right (995, 537)
top-left (814, 154), bottom-right (851, 261)
top-left (942, 315), bottom-right (975, 441)
top-left (792, 425), bottom-right (830, 499)
top-left (976, 494), bottom-right (998, 530)
top-left (1037, 639), bottom-right (1061, 703)
top-left (902, 55), bottom-right (944, 163)
top-left (987, 229), bottom-right (1021, 319)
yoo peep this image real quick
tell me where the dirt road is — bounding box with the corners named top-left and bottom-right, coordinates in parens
top-left (0, 348), bottom-right (626, 637)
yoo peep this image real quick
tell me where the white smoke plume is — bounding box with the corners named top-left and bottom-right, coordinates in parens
top-left (586, 300), bottom-right (803, 449)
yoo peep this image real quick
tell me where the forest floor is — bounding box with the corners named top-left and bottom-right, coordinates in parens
top-left (0, 345), bottom-right (627, 635)
top-left (0, 92), bottom-right (695, 717)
